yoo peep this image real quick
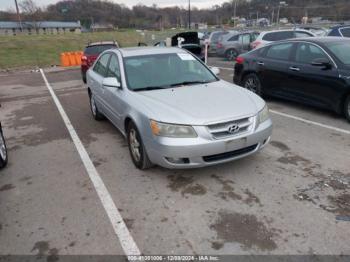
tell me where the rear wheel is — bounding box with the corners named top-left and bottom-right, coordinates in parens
top-left (127, 122), bottom-right (153, 170)
top-left (89, 92), bottom-right (104, 121)
top-left (344, 95), bottom-right (350, 122)
top-left (0, 129), bottom-right (8, 169)
top-left (242, 73), bottom-right (262, 96)
top-left (225, 49), bottom-right (238, 61)
top-left (82, 71), bottom-right (87, 84)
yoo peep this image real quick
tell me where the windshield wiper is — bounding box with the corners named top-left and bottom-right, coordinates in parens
top-left (170, 80), bottom-right (213, 87)
top-left (133, 86), bottom-right (170, 92)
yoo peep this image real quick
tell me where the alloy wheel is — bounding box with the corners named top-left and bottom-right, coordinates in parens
top-left (0, 133), bottom-right (7, 162)
top-left (90, 95), bottom-right (97, 117)
top-left (244, 77), bottom-right (258, 93)
top-left (129, 129), bottom-right (141, 162)
top-left (227, 50), bottom-right (238, 61)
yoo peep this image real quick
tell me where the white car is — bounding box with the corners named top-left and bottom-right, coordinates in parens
top-left (250, 29), bottom-right (315, 49)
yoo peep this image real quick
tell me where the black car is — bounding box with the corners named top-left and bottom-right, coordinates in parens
top-left (234, 37), bottom-right (350, 121)
top-left (328, 25), bottom-right (350, 38)
top-left (154, 32), bottom-right (205, 62)
top-left (0, 122), bottom-right (8, 169)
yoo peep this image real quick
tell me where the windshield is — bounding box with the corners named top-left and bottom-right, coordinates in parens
top-left (124, 53), bottom-right (218, 91)
top-left (325, 41), bottom-right (350, 65)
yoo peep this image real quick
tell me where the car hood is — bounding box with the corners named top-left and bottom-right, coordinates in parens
top-left (134, 80), bottom-right (264, 125)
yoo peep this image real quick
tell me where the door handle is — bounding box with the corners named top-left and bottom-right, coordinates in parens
top-left (257, 61), bottom-right (264, 66)
top-left (289, 66), bottom-right (300, 72)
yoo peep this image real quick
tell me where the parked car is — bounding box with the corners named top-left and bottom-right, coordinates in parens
top-left (0, 122), bottom-right (8, 169)
top-left (81, 41), bottom-right (119, 83)
top-left (207, 31), bottom-right (231, 54)
top-left (234, 37), bottom-right (350, 122)
top-left (216, 31), bottom-right (260, 61)
top-left (298, 26), bottom-right (328, 37)
top-left (250, 29), bottom-right (315, 49)
top-left (328, 25), bottom-right (350, 37)
top-left (153, 32), bottom-right (205, 62)
top-left (87, 47), bottom-right (272, 169)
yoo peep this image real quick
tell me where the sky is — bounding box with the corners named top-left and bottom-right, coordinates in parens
top-left (0, 0), bottom-right (228, 11)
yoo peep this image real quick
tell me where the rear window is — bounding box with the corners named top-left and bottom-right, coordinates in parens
top-left (84, 44), bottom-right (116, 55)
top-left (262, 31), bottom-right (294, 41)
top-left (211, 32), bottom-right (228, 42)
top-left (340, 27), bottom-right (350, 37)
top-left (266, 43), bottom-right (293, 60)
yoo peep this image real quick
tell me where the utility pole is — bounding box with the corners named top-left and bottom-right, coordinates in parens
top-left (188, 0), bottom-right (191, 29)
top-left (14, 0), bottom-right (23, 32)
top-left (232, 0), bottom-right (237, 27)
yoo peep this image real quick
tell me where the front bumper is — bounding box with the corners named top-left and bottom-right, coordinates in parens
top-left (144, 118), bottom-right (272, 169)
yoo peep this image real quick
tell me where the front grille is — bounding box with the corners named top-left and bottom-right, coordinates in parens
top-left (207, 117), bottom-right (254, 139)
top-left (203, 144), bottom-right (258, 163)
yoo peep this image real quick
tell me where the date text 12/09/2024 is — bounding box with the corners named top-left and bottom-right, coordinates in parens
top-left (127, 255), bottom-right (220, 261)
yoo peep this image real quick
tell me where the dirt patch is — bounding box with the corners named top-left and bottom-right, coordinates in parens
top-left (0, 184), bottom-right (15, 192)
top-left (211, 241), bottom-right (224, 250)
top-left (277, 153), bottom-right (311, 166)
top-left (212, 174), bottom-right (242, 201)
top-left (244, 189), bottom-right (262, 206)
top-left (31, 241), bottom-right (58, 260)
top-left (124, 218), bottom-right (134, 229)
top-left (210, 211), bottom-right (277, 251)
top-left (181, 184), bottom-right (207, 197)
top-left (327, 194), bottom-right (350, 216)
top-left (270, 141), bottom-right (290, 151)
top-left (167, 175), bottom-right (194, 192)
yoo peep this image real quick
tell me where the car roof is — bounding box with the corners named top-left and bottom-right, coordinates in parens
top-left (330, 24), bottom-right (350, 30)
top-left (281, 36), bottom-right (350, 43)
top-left (86, 41), bottom-right (118, 47)
top-left (260, 29), bottom-right (311, 34)
top-left (117, 47), bottom-right (188, 57)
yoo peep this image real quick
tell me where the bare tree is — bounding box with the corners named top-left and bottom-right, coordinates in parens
top-left (19, 0), bottom-right (42, 31)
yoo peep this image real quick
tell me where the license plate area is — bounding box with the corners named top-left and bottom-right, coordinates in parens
top-left (225, 137), bottom-right (247, 151)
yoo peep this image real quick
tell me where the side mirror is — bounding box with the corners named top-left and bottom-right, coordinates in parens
top-left (311, 58), bottom-right (332, 70)
top-left (210, 67), bottom-right (220, 76)
top-left (103, 77), bottom-right (121, 89)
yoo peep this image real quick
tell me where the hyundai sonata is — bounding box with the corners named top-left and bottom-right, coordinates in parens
top-left (87, 47), bottom-right (272, 169)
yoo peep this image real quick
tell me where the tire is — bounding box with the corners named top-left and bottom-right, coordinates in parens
top-left (0, 129), bottom-right (8, 169)
top-left (242, 73), bottom-right (262, 96)
top-left (82, 72), bottom-right (87, 84)
top-left (127, 122), bottom-right (153, 170)
top-left (344, 95), bottom-right (350, 122)
top-left (225, 49), bottom-right (239, 61)
top-left (89, 92), bottom-right (104, 121)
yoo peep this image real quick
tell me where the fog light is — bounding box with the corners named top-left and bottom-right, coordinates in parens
top-left (165, 157), bottom-right (190, 164)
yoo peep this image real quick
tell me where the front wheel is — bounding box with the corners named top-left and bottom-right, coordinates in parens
top-left (0, 129), bottom-right (8, 169)
top-left (225, 49), bottom-right (238, 61)
top-left (127, 122), bottom-right (153, 170)
top-left (89, 93), bottom-right (104, 121)
top-left (344, 95), bottom-right (350, 122)
top-left (242, 73), bottom-right (262, 96)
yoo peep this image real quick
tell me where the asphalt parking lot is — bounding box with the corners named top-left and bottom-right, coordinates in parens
top-left (0, 57), bottom-right (349, 256)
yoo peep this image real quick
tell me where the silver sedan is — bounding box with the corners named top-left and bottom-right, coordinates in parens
top-left (87, 47), bottom-right (272, 169)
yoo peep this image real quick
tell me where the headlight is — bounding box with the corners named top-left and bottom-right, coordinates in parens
top-left (150, 120), bottom-right (197, 138)
top-left (258, 105), bottom-right (270, 124)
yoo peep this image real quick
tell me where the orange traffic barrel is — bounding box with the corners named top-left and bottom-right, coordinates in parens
top-left (60, 52), bottom-right (70, 67)
top-left (68, 52), bottom-right (77, 66)
top-left (74, 51), bottom-right (83, 66)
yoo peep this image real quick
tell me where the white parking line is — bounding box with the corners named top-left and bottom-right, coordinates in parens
top-left (40, 69), bottom-right (141, 256)
top-left (216, 66), bottom-right (234, 71)
top-left (270, 109), bottom-right (350, 135)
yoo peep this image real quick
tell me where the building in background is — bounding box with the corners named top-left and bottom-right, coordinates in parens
top-left (0, 21), bottom-right (81, 36)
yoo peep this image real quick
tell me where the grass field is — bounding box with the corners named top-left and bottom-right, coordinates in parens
top-left (0, 30), bottom-right (180, 70)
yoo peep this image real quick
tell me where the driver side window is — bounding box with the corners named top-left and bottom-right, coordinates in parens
top-left (295, 43), bottom-right (329, 64)
top-left (93, 53), bottom-right (110, 77)
top-left (106, 55), bottom-right (121, 81)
